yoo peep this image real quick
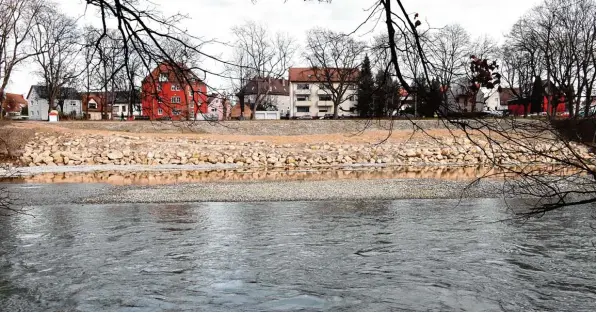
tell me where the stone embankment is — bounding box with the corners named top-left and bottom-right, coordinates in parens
top-left (18, 132), bottom-right (595, 169)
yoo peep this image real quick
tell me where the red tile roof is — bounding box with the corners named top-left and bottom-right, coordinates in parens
top-left (2, 93), bottom-right (27, 113)
top-left (288, 67), bottom-right (359, 83)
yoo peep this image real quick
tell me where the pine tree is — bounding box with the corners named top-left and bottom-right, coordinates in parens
top-left (530, 76), bottom-right (544, 114)
top-left (356, 55), bottom-right (374, 117)
top-left (373, 69), bottom-right (400, 117)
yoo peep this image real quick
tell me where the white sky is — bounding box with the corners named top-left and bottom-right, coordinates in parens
top-left (8, 0), bottom-right (542, 96)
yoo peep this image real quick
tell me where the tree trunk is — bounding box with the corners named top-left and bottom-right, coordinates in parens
top-left (239, 94), bottom-right (245, 120)
top-left (333, 102), bottom-right (339, 119)
top-left (250, 103), bottom-right (256, 120)
top-left (0, 88), bottom-right (5, 120)
top-left (583, 89), bottom-right (593, 117)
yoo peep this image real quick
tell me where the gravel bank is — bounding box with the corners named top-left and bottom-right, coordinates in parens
top-left (4, 178), bottom-right (506, 206)
top-left (84, 178), bottom-right (504, 204)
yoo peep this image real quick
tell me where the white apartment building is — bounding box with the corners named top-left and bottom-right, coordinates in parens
top-left (288, 68), bottom-right (358, 118)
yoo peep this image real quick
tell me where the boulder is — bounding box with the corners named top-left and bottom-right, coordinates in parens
top-left (107, 151), bottom-right (124, 160)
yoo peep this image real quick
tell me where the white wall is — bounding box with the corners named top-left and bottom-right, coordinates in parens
top-left (289, 82), bottom-right (357, 117)
top-left (477, 87), bottom-right (503, 111)
top-left (112, 103), bottom-right (142, 117)
top-left (27, 89), bottom-right (49, 121)
top-left (61, 99), bottom-right (83, 117)
top-left (255, 111), bottom-right (280, 120)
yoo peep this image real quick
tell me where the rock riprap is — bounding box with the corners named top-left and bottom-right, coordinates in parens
top-left (17, 132), bottom-right (595, 168)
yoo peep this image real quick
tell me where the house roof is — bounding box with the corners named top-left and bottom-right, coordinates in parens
top-left (500, 87), bottom-right (519, 104)
top-left (143, 62), bottom-right (203, 84)
top-left (81, 90), bottom-right (141, 104)
top-left (2, 93), bottom-right (28, 112)
top-left (241, 77), bottom-right (289, 96)
top-left (288, 67), bottom-right (359, 83)
top-left (207, 93), bottom-right (228, 104)
top-left (27, 85), bottom-right (79, 100)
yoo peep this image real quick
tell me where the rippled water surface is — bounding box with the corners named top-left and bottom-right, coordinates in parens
top-left (0, 199), bottom-right (594, 311)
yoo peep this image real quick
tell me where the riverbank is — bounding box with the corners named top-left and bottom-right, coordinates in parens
top-left (7, 121), bottom-right (594, 169)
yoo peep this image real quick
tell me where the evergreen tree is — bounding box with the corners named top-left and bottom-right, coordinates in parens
top-left (530, 76), bottom-right (544, 114)
top-left (413, 77), bottom-right (442, 118)
top-left (356, 55), bottom-right (374, 117)
top-left (374, 69), bottom-right (400, 117)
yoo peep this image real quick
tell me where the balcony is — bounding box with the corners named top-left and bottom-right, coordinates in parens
top-left (295, 88), bottom-right (311, 95)
top-left (316, 101), bottom-right (332, 107)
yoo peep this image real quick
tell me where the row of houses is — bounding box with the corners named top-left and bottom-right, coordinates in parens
top-left (3, 61), bottom-right (594, 120)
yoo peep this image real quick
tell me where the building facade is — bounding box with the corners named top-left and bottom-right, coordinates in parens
top-left (141, 62), bottom-right (208, 120)
top-left (288, 68), bottom-right (358, 118)
top-left (200, 94), bottom-right (232, 121)
top-left (27, 86), bottom-right (82, 120)
top-left (241, 77), bottom-right (291, 118)
top-left (110, 91), bottom-right (142, 119)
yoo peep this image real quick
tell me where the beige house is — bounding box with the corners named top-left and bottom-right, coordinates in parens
top-left (288, 67), bottom-right (358, 118)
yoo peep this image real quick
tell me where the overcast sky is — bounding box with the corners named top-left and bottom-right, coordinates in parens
top-left (9, 0), bottom-right (542, 96)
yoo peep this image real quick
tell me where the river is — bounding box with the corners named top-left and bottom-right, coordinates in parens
top-left (0, 199), bottom-right (594, 311)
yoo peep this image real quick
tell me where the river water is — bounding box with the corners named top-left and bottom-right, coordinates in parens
top-left (0, 199), bottom-right (594, 311)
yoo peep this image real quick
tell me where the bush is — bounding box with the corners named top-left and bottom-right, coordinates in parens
top-left (0, 121), bottom-right (34, 160)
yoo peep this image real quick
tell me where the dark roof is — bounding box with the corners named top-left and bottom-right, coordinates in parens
top-left (27, 85), bottom-right (79, 100)
top-left (108, 90), bottom-right (141, 104)
top-left (241, 77), bottom-right (289, 96)
top-left (500, 87), bottom-right (519, 104)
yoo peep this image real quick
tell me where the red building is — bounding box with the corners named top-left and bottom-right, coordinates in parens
top-left (141, 62), bottom-right (207, 120)
top-left (2, 93), bottom-right (28, 118)
top-left (507, 95), bottom-right (567, 116)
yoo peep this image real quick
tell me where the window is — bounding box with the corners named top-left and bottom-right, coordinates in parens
top-left (297, 83), bottom-right (309, 90)
top-left (349, 95), bottom-right (357, 101)
top-left (156, 84), bottom-right (162, 91)
top-left (159, 73), bottom-right (168, 82)
top-left (211, 107), bottom-right (217, 112)
top-left (158, 108), bottom-right (163, 115)
top-left (88, 101), bottom-right (97, 109)
top-left (318, 108), bottom-right (328, 113)
top-left (171, 96), bottom-right (181, 103)
top-left (348, 84), bottom-right (357, 90)
top-left (171, 84), bottom-right (181, 91)
top-left (318, 95), bottom-right (332, 101)
top-left (296, 106), bottom-right (309, 113)
top-left (296, 95), bottom-right (309, 101)
top-left (123, 106), bottom-right (127, 113)
top-left (71, 102), bottom-right (76, 106)
top-left (189, 90), bottom-right (194, 97)
top-left (173, 109), bottom-right (181, 115)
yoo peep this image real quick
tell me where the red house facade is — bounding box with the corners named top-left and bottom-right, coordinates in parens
top-left (141, 62), bottom-right (207, 120)
top-left (507, 95), bottom-right (567, 116)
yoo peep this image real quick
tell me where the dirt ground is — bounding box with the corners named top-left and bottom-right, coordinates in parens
top-left (10, 120), bottom-right (468, 145)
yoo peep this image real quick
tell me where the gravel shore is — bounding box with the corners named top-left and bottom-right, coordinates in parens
top-left (5, 178), bottom-right (506, 206)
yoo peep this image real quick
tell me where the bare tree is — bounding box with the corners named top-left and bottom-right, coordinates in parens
top-left (227, 21), bottom-right (296, 120)
top-left (426, 24), bottom-right (470, 112)
top-left (30, 4), bottom-right (82, 114)
top-left (328, 0), bottom-right (597, 216)
top-left (304, 28), bottom-right (364, 119)
top-left (0, 0), bottom-right (43, 107)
